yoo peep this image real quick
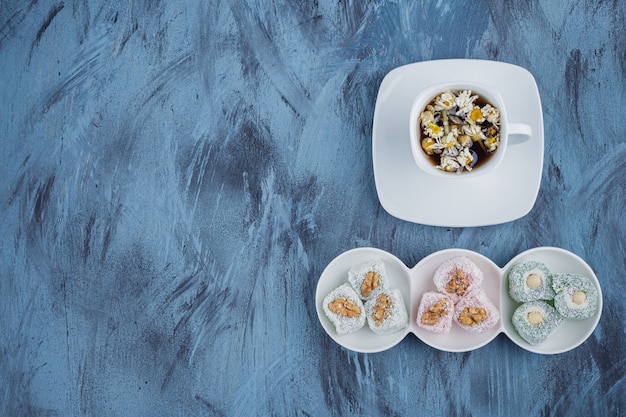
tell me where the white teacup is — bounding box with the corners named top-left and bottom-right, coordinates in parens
top-left (409, 82), bottom-right (532, 178)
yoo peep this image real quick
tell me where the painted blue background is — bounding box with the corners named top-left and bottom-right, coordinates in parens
top-left (1, 1), bottom-right (624, 415)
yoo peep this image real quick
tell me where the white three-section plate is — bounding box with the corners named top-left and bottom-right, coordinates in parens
top-left (372, 59), bottom-right (544, 227)
top-left (316, 247), bottom-right (602, 354)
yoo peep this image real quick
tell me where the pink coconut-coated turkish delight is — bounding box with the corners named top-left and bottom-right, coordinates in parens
top-left (453, 290), bottom-right (500, 333)
top-left (416, 292), bottom-right (454, 334)
top-left (433, 256), bottom-right (483, 304)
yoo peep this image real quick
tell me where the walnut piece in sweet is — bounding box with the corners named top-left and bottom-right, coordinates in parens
top-left (371, 293), bottom-right (391, 327)
top-left (328, 298), bottom-right (362, 318)
top-left (445, 269), bottom-right (470, 296)
top-left (361, 271), bottom-right (380, 297)
top-left (458, 307), bottom-right (487, 326)
top-left (421, 298), bottom-right (450, 326)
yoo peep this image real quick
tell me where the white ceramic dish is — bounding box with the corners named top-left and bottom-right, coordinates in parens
top-left (372, 59), bottom-right (544, 227)
top-left (316, 247), bottom-right (602, 354)
top-left (315, 248), bottom-right (411, 353)
top-left (501, 247), bottom-right (603, 354)
top-left (409, 249), bottom-right (502, 352)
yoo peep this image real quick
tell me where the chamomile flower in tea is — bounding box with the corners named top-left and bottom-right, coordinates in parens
top-left (418, 90), bottom-right (501, 174)
top-left (482, 104), bottom-right (500, 125)
top-left (424, 121), bottom-right (444, 139)
top-left (434, 91), bottom-right (456, 111)
top-left (454, 90), bottom-right (477, 114)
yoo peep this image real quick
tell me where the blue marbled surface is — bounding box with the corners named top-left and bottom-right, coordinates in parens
top-left (1, 1), bottom-right (625, 416)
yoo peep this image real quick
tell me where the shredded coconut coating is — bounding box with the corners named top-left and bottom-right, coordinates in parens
top-left (364, 288), bottom-right (409, 335)
top-left (512, 301), bottom-right (564, 345)
top-left (348, 258), bottom-right (388, 301)
top-left (508, 261), bottom-right (555, 302)
top-left (453, 289), bottom-right (500, 333)
top-left (322, 284), bottom-right (366, 335)
top-left (552, 273), bottom-right (598, 320)
top-left (433, 256), bottom-right (483, 304)
top-left (416, 292), bottom-right (454, 334)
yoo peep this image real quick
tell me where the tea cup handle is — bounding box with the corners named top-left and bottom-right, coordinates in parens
top-left (508, 123), bottom-right (532, 145)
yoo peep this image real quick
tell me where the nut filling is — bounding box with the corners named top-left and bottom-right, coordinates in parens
top-left (527, 311), bottom-right (544, 325)
top-left (458, 307), bottom-right (487, 326)
top-left (328, 298), bottom-right (362, 318)
top-left (361, 271), bottom-right (380, 297)
top-left (572, 290), bottom-right (587, 305)
top-left (445, 269), bottom-right (470, 297)
top-left (526, 273), bottom-right (541, 289)
top-left (371, 294), bottom-right (392, 327)
top-left (421, 298), bottom-right (450, 326)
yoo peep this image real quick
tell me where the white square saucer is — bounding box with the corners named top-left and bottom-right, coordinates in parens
top-left (372, 59), bottom-right (544, 227)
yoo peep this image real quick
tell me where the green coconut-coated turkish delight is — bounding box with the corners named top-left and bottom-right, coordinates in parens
top-left (552, 273), bottom-right (598, 320)
top-left (508, 261), bottom-right (555, 303)
top-left (512, 300), bottom-right (564, 345)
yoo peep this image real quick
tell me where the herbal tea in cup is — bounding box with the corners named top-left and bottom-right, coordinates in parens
top-left (409, 82), bottom-right (531, 178)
